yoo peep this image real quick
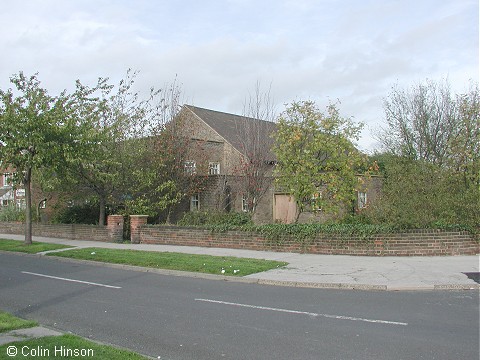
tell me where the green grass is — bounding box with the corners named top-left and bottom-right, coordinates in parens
top-left (0, 311), bottom-right (38, 333)
top-left (0, 334), bottom-right (149, 359)
top-left (0, 239), bottom-right (72, 254)
top-left (47, 247), bottom-right (288, 276)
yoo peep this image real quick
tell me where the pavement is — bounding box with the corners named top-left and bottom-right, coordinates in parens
top-left (1, 233), bottom-right (479, 291)
top-left (0, 326), bottom-right (63, 346)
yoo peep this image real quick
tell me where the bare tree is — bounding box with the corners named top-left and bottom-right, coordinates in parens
top-left (234, 81), bottom-right (277, 214)
top-left (378, 79), bottom-right (457, 166)
top-left (372, 79), bottom-right (479, 228)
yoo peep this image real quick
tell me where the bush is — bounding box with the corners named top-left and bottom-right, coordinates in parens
top-left (0, 205), bottom-right (25, 222)
top-left (363, 156), bottom-right (479, 231)
top-left (52, 203), bottom-right (100, 225)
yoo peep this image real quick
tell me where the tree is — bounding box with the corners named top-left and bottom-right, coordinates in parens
top-left (234, 82), bottom-right (277, 214)
top-left (56, 70), bottom-right (160, 225)
top-left (273, 100), bottom-right (367, 221)
top-left (0, 72), bottom-right (73, 244)
top-left (378, 78), bottom-right (478, 168)
top-left (370, 79), bottom-right (479, 228)
top-left (119, 84), bottom-right (210, 223)
top-left (448, 83), bottom-right (480, 190)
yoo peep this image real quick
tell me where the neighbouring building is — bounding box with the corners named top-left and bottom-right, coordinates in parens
top-left (0, 169), bottom-right (25, 209)
top-left (169, 105), bottom-right (381, 224)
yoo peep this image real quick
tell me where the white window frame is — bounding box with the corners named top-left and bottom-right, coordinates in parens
top-left (358, 191), bottom-right (367, 209)
top-left (242, 194), bottom-right (249, 212)
top-left (311, 192), bottom-right (322, 212)
top-left (190, 194), bottom-right (200, 211)
top-left (184, 161), bottom-right (197, 175)
top-left (208, 162), bottom-right (220, 175)
top-left (15, 198), bottom-right (26, 210)
top-left (2, 173), bottom-right (12, 187)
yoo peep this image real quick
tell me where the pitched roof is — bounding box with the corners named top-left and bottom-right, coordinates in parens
top-left (183, 105), bottom-right (277, 160)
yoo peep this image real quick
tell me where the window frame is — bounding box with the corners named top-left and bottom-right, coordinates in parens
top-left (242, 194), bottom-right (249, 212)
top-left (184, 160), bottom-right (197, 175)
top-left (357, 191), bottom-right (367, 209)
top-left (208, 162), bottom-right (220, 175)
top-left (2, 173), bottom-right (12, 187)
top-left (190, 194), bottom-right (200, 211)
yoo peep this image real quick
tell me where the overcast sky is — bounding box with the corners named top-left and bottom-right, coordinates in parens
top-left (1, 0), bottom-right (478, 151)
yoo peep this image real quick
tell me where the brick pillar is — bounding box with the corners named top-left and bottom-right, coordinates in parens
top-left (130, 215), bottom-right (148, 244)
top-left (107, 215), bottom-right (124, 243)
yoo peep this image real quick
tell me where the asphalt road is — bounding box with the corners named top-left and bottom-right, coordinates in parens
top-left (0, 252), bottom-right (478, 360)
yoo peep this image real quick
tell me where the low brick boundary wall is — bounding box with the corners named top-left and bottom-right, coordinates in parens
top-left (139, 226), bottom-right (479, 256)
top-left (0, 215), bottom-right (124, 243)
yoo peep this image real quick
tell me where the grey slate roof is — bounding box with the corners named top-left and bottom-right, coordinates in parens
top-left (184, 105), bottom-right (277, 160)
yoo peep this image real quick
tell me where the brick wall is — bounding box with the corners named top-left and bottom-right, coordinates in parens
top-left (0, 215), bottom-right (124, 242)
top-left (139, 226), bottom-right (479, 256)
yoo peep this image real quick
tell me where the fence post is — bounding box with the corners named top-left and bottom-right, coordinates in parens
top-left (107, 215), bottom-right (124, 242)
top-left (130, 215), bottom-right (148, 244)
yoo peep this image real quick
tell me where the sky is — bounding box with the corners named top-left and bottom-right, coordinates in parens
top-left (0, 0), bottom-right (478, 151)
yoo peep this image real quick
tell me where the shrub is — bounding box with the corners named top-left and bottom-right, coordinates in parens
top-left (52, 203), bottom-right (100, 225)
top-left (0, 205), bottom-right (25, 222)
top-left (363, 156), bottom-right (479, 231)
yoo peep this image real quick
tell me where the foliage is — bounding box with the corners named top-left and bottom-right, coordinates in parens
top-left (51, 203), bottom-right (101, 225)
top-left (254, 222), bottom-right (398, 244)
top-left (363, 155), bottom-right (479, 230)
top-left (123, 110), bottom-right (210, 222)
top-left (177, 211), bottom-right (398, 243)
top-left (379, 79), bottom-right (456, 164)
top-left (0, 72), bottom-right (74, 243)
top-left (0, 205), bottom-right (25, 222)
top-left (372, 80), bottom-right (479, 231)
top-left (273, 100), bottom-right (368, 221)
top-left (50, 70), bottom-right (146, 225)
top-left (48, 247), bottom-right (287, 276)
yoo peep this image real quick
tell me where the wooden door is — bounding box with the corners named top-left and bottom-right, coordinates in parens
top-left (274, 194), bottom-right (297, 224)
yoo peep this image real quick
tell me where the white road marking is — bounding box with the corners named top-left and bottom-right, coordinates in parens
top-left (21, 271), bottom-right (122, 289)
top-left (195, 298), bottom-right (408, 326)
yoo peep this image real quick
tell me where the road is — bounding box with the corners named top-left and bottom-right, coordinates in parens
top-left (0, 252), bottom-right (478, 360)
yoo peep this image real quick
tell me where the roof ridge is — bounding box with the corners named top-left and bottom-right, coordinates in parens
top-left (183, 104), bottom-right (277, 125)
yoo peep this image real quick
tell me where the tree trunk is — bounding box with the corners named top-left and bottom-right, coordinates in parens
top-left (24, 167), bottom-right (33, 245)
top-left (98, 195), bottom-right (106, 226)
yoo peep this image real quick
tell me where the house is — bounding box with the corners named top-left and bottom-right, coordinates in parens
top-left (0, 170), bottom-right (26, 209)
top-left (165, 105), bottom-right (276, 222)
top-left (170, 105), bottom-right (380, 224)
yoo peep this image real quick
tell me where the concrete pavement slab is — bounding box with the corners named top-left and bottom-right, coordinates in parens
top-left (0, 326), bottom-right (63, 346)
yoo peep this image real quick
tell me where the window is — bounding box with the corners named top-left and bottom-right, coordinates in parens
top-left (242, 194), bottom-right (249, 212)
top-left (16, 199), bottom-right (26, 210)
top-left (2, 173), bottom-right (12, 187)
top-left (358, 191), bottom-right (367, 209)
top-left (208, 162), bottom-right (220, 175)
top-left (184, 161), bottom-right (196, 175)
top-left (311, 192), bottom-right (322, 211)
top-left (190, 194), bottom-right (200, 211)
top-left (39, 199), bottom-right (47, 209)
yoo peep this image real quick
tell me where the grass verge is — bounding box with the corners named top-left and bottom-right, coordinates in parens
top-left (0, 334), bottom-right (149, 359)
top-left (47, 247), bottom-right (288, 276)
top-left (0, 239), bottom-right (72, 254)
top-left (0, 311), bottom-right (37, 333)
